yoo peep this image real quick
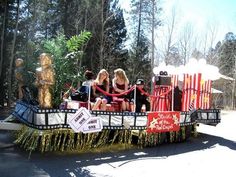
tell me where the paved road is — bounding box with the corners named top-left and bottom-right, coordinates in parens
top-left (0, 110), bottom-right (235, 177)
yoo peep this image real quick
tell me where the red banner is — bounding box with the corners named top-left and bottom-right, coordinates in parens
top-left (146, 112), bottom-right (180, 133)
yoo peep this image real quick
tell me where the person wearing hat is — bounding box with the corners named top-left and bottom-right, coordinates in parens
top-left (131, 79), bottom-right (150, 112)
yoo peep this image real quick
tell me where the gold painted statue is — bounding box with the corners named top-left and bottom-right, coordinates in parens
top-left (35, 53), bottom-right (55, 108)
top-left (15, 58), bottom-right (25, 99)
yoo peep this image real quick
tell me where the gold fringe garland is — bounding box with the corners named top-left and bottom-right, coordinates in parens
top-left (110, 130), bottom-right (120, 144)
top-left (135, 126), bottom-right (192, 147)
top-left (181, 126), bottom-right (186, 140)
top-left (192, 123), bottom-right (198, 137)
top-left (169, 132), bottom-right (174, 143)
top-left (14, 126), bottom-right (134, 153)
top-left (137, 130), bottom-right (145, 147)
top-left (14, 124), bottom-right (197, 154)
top-left (176, 130), bottom-right (180, 142)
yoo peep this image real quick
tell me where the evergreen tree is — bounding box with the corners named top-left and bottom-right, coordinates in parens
top-left (217, 32), bottom-right (236, 108)
top-left (0, 0), bottom-right (128, 105)
top-left (0, 0), bottom-right (21, 106)
top-left (103, 0), bottom-right (128, 72)
top-left (218, 32), bottom-right (236, 77)
top-left (128, 34), bottom-right (150, 85)
top-left (128, 0), bottom-right (162, 85)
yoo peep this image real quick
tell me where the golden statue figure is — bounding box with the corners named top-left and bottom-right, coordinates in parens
top-left (15, 58), bottom-right (25, 99)
top-left (35, 53), bottom-right (55, 108)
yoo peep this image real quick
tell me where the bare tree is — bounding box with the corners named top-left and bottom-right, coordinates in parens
top-left (149, 0), bottom-right (162, 89)
top-left (150, 0), bottom-right (155, 69)
top-left (195, 21), bottom-right (218, 59)
top-left (163, 7), bottom-right (178, 65)
top-left (208, 22), bottom-right (218, 49)
top-left (99, 0), bottom-right (105, 70)
top-left (178, 23), bottom-right (194, 65)
top-left (99, 0), bottom-right (116, 70)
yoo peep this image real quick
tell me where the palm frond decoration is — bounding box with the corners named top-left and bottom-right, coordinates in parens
top-left (42, 31), bottom-right (92, 107)
top-left (67, 31), bottom-right (92, 52)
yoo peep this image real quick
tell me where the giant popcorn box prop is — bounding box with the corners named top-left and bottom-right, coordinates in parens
top-left (152, 58), bottom-right (223, 113)
top-left (182, 73), bottom-right (212, 111)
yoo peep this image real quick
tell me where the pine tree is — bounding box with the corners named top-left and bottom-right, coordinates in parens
top-left (218, 32), bottom-right (236, 108)
top-left (219, 32), bottom-right (236, 77)
top-left (103, 0), bottom-right (128, 72)
top-left (128, 0), bottom-right (162, 85)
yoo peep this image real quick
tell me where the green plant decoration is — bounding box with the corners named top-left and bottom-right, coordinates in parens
top-left (42, 31), bottom-right (92, 107)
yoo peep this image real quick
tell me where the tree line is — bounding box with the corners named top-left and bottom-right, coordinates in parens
top-left (0, 0), bottom-right (236, 108)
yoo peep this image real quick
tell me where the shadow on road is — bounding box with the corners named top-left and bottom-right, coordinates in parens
top-left (1, 107), bottom-right (235, 177)
top-left (1, 130), bottom-right (235, 177)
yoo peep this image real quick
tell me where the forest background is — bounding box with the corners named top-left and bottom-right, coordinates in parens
top-left (0, 0), bottom-right (236, 109)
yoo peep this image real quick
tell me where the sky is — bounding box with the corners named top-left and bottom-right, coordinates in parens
top-left (119, 0), bottom-right (236, 45)
top-left (163, 0), bottom-right (236, 42)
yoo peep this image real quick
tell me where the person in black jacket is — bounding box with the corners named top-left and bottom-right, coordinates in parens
top-left (131, 79), bottom-right (150, 112)
top-left (173, 86), bottom-right (182, 111)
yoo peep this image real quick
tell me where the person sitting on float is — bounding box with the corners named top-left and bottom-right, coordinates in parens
top-left (112, 68), bottom-right (129, 111)
top-left (81, 70), bottom-right (94, 87)
top-left (92, 69), bottom-right (110, 111)
top-left (79, 70), bottom-right (95, 102)
top-left (131, 79), bottom-right (150, 112)
top-left (63, 70), bottom-right (94, 102)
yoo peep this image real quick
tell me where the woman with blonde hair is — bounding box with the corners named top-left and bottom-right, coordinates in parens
top-left (92, 69), bottom-right (110, 110)
top-left (112, 68), bottom-right (129, 111)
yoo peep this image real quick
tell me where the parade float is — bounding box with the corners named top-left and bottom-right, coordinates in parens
top-left (0, 54), bottom-right (222, 154)
top-left (0, 32), bottom-right (222, 153)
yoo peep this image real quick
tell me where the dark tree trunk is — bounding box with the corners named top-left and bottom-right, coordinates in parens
top-left (0, 0), bottom-right (7, 79)
top-left (0, 0), bottom-right (8, 107)
top-left (7, 0), bottom-right (20, 107)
